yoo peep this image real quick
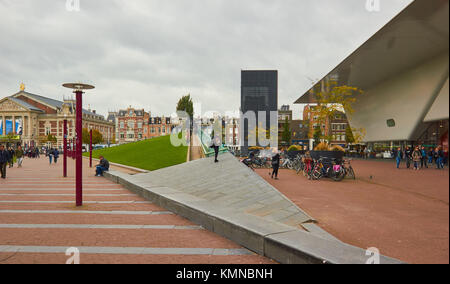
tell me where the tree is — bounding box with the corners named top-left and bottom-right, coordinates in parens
top-left (46, 134), bottom-right (57, 147)
top-left (345, 126), bottom-right (355, 144)
top-left (82, 129), bottom-right (90, 145)
top-left (82, 128), bottom-right (104, 145)
top-left (281, 117), bottom-right (291, 145)
top-left (313, 126), bottom-right (322, 146)
top-left (92, 130), bottom-right (103, 145)
top-left (176, 94), bottom-right (194, 119)
top-left (306, 80), bottom-right (366, 142)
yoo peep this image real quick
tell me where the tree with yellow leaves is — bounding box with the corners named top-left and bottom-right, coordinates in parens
top-left (305, 80), bottom-right (365, 144)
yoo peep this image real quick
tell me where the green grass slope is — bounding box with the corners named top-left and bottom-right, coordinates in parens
top-left (84, 135), bottom-right (187, 171)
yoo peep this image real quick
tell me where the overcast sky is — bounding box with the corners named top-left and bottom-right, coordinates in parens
top-left (0, 0), bottom-right (413, 119)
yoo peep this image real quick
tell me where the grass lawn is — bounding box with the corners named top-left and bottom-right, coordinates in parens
top-left (83, 135), bottom-right (188, 171)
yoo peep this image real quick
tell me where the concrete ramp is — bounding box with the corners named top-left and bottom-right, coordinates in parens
top-left (104, 153), bottom-right (403, 264)
top-left (128, 153), bottom-right (313, 227)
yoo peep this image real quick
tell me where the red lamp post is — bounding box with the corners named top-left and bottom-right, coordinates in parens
top-left (89, 127), bottom-right (93, 168)
top-left (63, 83), bottom-right (95, 207)
top-left (63, 117), bottom-right (68, 178)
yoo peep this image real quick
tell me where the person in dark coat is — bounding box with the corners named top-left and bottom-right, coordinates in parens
top-left (271, 151), bottom-right (281, 180)
top-left (7, 147), bottom-right (14, 168)
top-left (404, 147), bottom-right (412, 169)
top-left (396, 147), bottom-right (403, 169)
top-left (210, 136), bottom-right (221, 163)
top-left (0, 145), bottom-right (10, 179)
top-left (53, 148), bottom-right (59, 164)
top-left (95, 156), bottom-right (110, 177)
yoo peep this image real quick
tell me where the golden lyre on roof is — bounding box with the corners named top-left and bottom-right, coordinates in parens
top-left (20, 83), bottom-right (25, 91)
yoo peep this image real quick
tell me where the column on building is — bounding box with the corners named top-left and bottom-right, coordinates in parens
top-left (1, 115), bottom-right (4, 135)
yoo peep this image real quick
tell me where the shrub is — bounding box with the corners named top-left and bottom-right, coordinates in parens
top-left (331, 145), bottom-right (345, 152)
top-left (288, 145), bottom-right (303, 152)
top-left (314, 142), bottom-right (330, 151)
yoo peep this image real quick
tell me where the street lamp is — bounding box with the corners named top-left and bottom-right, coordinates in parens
top-left (63, 114), bottom-right (68, 178)
top-left (89, 125), bottom-right (93, 168)
top-left (62, 83), bottom-right (95, 207)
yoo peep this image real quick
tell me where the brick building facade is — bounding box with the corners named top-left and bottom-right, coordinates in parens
top-left (117, 106), bottom-right (174, 144)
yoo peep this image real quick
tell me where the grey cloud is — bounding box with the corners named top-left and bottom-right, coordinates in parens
top-left (0, 0), bottom-right (413, 118)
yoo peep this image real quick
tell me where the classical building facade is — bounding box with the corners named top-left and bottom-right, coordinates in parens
top-left (0, 86), bottom-right (115, 148)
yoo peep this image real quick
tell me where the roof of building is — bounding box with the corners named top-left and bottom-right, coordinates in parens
top-left (14, 91), bottom-right (64, 109)
top-left (7, 97), bottom-right (44, 112)
top-left (295, 0), bottom-right (449, 104)
top-left (12, 91), bottom-right (105, 119)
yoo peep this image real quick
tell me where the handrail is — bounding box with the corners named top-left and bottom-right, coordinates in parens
top-left (196, 127), bottom-right (228, 157)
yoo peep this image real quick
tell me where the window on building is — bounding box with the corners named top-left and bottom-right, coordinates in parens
top-left (138, 122), bottom-right (143, 129)
top-left (120, 122), bottom-right (124, 129)
top-left (128, 120), bottom-right (134, 128)
top-left (128, 134), bottom-right (134, 139)
top-left (120, 133), bottom-right (125, 139)
top-left (162, 126), bottom-right (166, 133)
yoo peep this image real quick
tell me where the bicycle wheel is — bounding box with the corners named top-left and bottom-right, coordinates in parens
top-left (348, 167), bottom-right (356, 180)
top-left (311, 168), bottom-right (322, 180)
top-left (331, 169), bottom-right (345, 182)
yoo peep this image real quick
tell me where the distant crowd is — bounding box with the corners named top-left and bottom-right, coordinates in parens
top-left (0, 144), bottom-right (110, 179)
top-left (0, 144), bottom-right (62, 179)
top-left (394, 146), bottom-right (447, 170)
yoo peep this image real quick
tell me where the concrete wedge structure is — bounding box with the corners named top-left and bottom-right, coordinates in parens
top-left (104, 153), bottom-right (403, 264)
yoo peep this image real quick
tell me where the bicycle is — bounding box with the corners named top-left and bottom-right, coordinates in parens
top-left (343, 158), bottom-right (356, 180)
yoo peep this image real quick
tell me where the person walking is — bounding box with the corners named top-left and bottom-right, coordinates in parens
top-left (53, 148), bottom-right (59, 164)
top-left (7, 147), bottom-right (14, 168)
top-left (412, 147), bottom-right (422, 170)
top-left (421, 146), bottom-right (428, 168)
top-left (210, 136), bottom-right (221, 163)
top-left (95, 156), bottom-right (110, 177)
top-left (405, 147), bottom-right (412, 169)
top-left (271, 150), bottom-right (281, 180)
top-left (364, 147), bottom-right (369, 160)
top-left (396, 147), bottom-right (403, 169)
top-left (428, 147), bottom-right (434, 166)
top-left (48, 148), bottom-right (53, 165)
top-left (0, 145), bottom-right (10, 179)
top-left (16, 146), bottom-right (24, 168)
top-left (437, 147), bottom-right (444, 169)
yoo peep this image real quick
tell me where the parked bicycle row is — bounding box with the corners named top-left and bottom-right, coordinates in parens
top-left (240, 150), bottom-right (356, 182)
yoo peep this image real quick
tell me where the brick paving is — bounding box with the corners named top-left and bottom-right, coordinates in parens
top-left (0, 156), bottom-right (274, 264)
top-left (256, 160), bottom-right (449, 264)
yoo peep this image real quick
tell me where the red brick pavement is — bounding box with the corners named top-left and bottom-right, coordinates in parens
top-left (256, 159), bottom-right (449, 264)
top-left (0, 156), bottom-right (274, 264)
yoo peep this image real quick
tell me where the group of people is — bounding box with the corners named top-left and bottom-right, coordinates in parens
top-left (395, 146), bottom-right (446, 170)
top-left (0, 145), bottom-right (24, 179)
top-left (46, 148), bottom-right (60, 164)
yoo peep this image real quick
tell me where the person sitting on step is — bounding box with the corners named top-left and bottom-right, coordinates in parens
top-left (95, 156), bottom-right (110, 177)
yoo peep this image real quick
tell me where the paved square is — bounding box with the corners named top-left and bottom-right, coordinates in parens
top-left (256, 160), bottom-right (449, 264)
top-left (0, 156), bottom-right (274, 264)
